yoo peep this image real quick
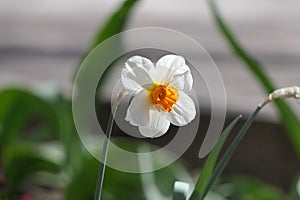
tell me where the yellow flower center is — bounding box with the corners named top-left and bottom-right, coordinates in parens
top-left (150, 84), bottom-right (178, 112)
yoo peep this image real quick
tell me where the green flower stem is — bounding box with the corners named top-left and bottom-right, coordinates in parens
top-left (94, 108), bottom-right (116, 200)
top-left (201, 106), bottom-right (262, 199)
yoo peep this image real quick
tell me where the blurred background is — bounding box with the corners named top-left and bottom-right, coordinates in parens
top-left (1, 0), bottom-right (300, 199)
top-left (1, 0), bottom-right (300, 118)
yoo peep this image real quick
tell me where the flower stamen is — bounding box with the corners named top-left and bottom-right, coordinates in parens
top-left (151, 84), bottom-right (178, 112)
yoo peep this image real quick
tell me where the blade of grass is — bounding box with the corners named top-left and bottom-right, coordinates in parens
top-left (189, 115), bottom-right (242, 200)
top-left (201, 106), bottom-right (262, 199)
top-left (208, 0), bottom-right (300, 156)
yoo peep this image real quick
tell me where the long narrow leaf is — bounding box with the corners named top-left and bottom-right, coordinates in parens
top-left (75, 0), bottom-right (139, 94)
top-left (208, 0), bottom-right (300, 156)
top-left (189, 115), bottom-right (242, 200)
top-left (90, 0), bottom-right (139, 50)
top-left (201, 107), bottom-right (262, 199)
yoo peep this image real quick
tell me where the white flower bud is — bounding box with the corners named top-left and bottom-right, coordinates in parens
top-left (260, 86), bottom-right (300, 107)
top-left (269, 86), bottom-right (300, 100)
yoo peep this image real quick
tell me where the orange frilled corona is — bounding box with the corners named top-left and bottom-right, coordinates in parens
top-left (150, 84), bottom-right (178, 112)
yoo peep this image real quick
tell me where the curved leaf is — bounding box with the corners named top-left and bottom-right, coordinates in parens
top-left (201, 107), bottom-right (261, 199)
top-left (90, 0), bottom-right (139, 50)
top-left (208, 0), bottom-right (300, 156)
top-left (0, 88), bottom-right (60, 154)
top-left (2, 141), bottom-right (61, 195)
top-left (190, 115), bottom-right (242, 200)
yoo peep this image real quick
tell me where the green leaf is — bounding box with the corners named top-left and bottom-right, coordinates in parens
top-left (201, 107), bottom-right (262, 199)
top-left (49, 98), bottom-right (77, 165)
top-left (65, 152), bottom-right (99, 200)
top-left (89, 0), bottom-right (139, 50)
top-left (208, 0), bottom-right (300, 156)
top-left (75, 0), bottom-right (139, 99)
top-left (2, 141), bottom-right (61, 195)
top-left (189, 115), bottom-right (242, 200)
top-left (0, 88), bottom-right (60, 154)
top-left (0, 87), bottom-right (78, 164)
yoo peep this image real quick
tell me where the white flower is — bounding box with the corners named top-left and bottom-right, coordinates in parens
top-left (121, 55), bottom-right (196, 138)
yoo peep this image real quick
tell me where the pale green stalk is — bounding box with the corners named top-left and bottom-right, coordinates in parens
top-left (94, 90), bottom-right (125, 200)
top-left (93, 109), bottom-right (116, 200)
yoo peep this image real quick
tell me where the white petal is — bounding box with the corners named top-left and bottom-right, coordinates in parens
top-left (170, 68), bottom-right (193, 92)
top-left (167, 91), bottom-right (196, 126)
top-left (155, 55), bottom-right (193, 91)
top-left (121, 56), bottom-right (155, 94)
top-left (138, 107), bottom-right (170, 138)
top-left (154, 55), bottom-right (184, 82)
top-left (125, 90), bottom-right (150, 126)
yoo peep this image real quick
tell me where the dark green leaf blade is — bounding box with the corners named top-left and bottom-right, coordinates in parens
top-left (201, 107), bottom-right (262, 199)
top-left (208, 0), bottom-right (300, 156)
top-left (189, 115), bottom-right (242, 200)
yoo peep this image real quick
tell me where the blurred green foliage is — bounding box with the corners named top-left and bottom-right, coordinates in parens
top-left (215, 176), bottom-right (285, 200)
top-left (0, 87), bottom-right (193, 199)
top-left (0, 0), bottom-right (300, 199)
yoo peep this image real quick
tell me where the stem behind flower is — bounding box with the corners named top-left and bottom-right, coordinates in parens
top-left (94, 109), bottom-right (116, 200)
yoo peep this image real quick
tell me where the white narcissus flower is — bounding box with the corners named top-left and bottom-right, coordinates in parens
top-left (121, 54), bottom-right (196, 138)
